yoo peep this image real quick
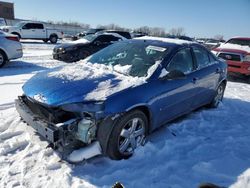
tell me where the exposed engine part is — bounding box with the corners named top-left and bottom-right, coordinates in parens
top-left (76, 118), bottom-right (97, 144)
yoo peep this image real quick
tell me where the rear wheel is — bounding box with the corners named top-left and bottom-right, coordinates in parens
top-left (49, 35), bottom-right (58, 44)
top-left (0, 51), bottom-right (7, 68)
top-left (106, 110), bottom-right (148, 160)
top-left (208, 83), bottom-right (226, 108)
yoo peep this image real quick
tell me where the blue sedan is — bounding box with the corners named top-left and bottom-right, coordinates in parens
top-left (15, 36), bottom-right (227, 160)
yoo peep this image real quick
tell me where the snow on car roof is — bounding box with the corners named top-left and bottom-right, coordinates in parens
top-left (135, 36), bottom-right (194, 45)
top-left (230, 36), bottom-right (250, 40)
top-left (219, 43), bottom-right (250, 53)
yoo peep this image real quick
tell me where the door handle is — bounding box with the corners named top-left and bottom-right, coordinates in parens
top-left (192, 77), bottom-right (198, 83)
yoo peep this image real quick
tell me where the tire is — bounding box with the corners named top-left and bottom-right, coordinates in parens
top-left (0, 50), bottom-right (7, 68)
top-left (49, 35), bottom-right (58, 44)
top-left (208, 82), bottom-right (226, 108)
top-left (106, 110), bottom-right (148, 160)
top-left (43, 39), bottom-right (48, 43)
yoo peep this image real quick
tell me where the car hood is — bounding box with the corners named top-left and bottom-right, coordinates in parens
top-left (22, 62), bottom-right (145, 106)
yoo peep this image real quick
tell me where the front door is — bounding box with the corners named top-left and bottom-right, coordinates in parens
top-left (153, 48), bottom-right (197, 127)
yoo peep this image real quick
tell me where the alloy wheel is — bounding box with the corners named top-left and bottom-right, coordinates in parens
top-left (118, 117), bottom-right (145, 155)
top-left (214, 84), bottom-right (225, 106)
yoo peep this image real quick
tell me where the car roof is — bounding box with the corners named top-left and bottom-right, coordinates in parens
top-left (134, 36), bottom-right (195, 48)
top-left (229, 37), bottom-right (250, 41)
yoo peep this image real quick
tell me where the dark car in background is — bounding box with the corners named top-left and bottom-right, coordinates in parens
top-left (16, 37), bottom-right (227, 161)
top-left (53, 33), bottom-right (125, 62)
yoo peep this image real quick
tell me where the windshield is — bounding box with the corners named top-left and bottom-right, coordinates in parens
top-left (88, 40), bottom-right (168, 77)
top-left (14, 22), bottom-right (24, 27)
top-left (83, 34), bottom-right (98, 42)
top-left (226, 39), bottom-right (250, 47)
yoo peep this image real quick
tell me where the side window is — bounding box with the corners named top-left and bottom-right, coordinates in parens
top-left (109, 36), bottom-right (120, 42)
top-left (22, 23), bottom-right (33, 29)
top-left (97, 35), bottom-right (114, 43)
top-left (95, 36), bottom-right (106, 43)
top-left (167, 48), bottom-right (194, 74)
top-left (33, 23), bottom-right (44, 29)
top-left (193, 46), bottom-right (210, 68)
top-left (208, 53), bottom-right (217, 63)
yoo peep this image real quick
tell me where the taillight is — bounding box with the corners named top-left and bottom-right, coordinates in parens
top-left (5, 36), bottom-right (19, 42)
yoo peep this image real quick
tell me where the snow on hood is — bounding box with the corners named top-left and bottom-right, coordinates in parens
top-left (218, 43), bottom-right (250, 53)
top-left (70, 38), bottom-right (90, 44)
top-left (136, 36), bottom-right (194, 45)
top-left (47, 62), bottom-right (147, 101)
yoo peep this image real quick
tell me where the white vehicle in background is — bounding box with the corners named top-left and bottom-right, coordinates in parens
top-left (0, 31), bottom-right (23, 68)
top-left (0, 18), bottom-right (7, 27)
top-left (0, 21), bottom-right (63, 44)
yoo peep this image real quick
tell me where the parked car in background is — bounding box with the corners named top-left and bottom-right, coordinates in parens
top-left (212, 37), bottom-right (250, 82)
top-left (203, 39), bottom-right (225, 49)
top-left (167, 35), bottom-right (194, 41)
top-left (96, 30), bottom-right (132, 39)
top-left (79, 28), bottom-right (105, 37)
top-left (196, 38), bottom-right (207, 44)
top-left (131, 32), bottom-right (148, 38)
top-left (0, 18), bottom-right (6, 27)
top-left (16, 36), bottom-right (227, 161)
top-left (53, 33), bottom-right (125, 62)
top-left (0, 21), bottom-right (63, 43)
top-left (0, 31), bottom-right (23, 68)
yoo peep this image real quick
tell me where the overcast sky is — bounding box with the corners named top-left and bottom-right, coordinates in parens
top-left (3, 0), bottom-right (250, 39)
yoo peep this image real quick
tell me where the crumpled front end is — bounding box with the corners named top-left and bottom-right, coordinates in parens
top-left (15, 95), bottom-right (102, 157)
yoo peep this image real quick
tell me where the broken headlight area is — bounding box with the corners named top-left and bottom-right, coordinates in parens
top-left (18, 95), bottom-right (105, 149)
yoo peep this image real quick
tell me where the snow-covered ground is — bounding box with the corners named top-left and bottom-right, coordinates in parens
top-left (0, 41), bottom-right (250, 188)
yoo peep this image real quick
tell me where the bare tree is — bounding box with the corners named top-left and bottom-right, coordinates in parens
top-left (169, 27), bottom-right (185, 36)
top-left (214, 34), bottom-right (224, 40)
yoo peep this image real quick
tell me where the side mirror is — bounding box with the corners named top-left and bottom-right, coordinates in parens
top-left (160, 70), bottom-right (186, 80)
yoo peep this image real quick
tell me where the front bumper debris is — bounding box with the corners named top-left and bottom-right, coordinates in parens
top-left (15, 96), bottom-right (103, 162)
top-left (15, 97), bottom-right (60, 143)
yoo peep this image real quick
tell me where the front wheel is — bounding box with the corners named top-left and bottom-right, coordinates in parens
top-left (106, 110), bottom-right (148, 160)
top-left (208, 83), bottom-right (226, 108)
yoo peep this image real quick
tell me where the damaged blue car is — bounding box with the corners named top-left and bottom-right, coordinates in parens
top-left (15, 36), bottom-right (227, 161)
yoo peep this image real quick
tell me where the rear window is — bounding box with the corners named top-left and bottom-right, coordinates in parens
top-left (226, 39), bottom-right (250, 47)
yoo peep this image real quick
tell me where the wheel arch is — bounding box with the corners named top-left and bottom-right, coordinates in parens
top-left (125, 104), bottom-right (152, 133)
top-left (11, 32), bottom-right (21, 38)
top-left (0, 48), bottom-right (8, 60)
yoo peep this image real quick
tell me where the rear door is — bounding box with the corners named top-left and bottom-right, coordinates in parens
top-left (190, 45), bottom-right (221, 108)
top-left (32, 23), bottom-right (46, 39)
